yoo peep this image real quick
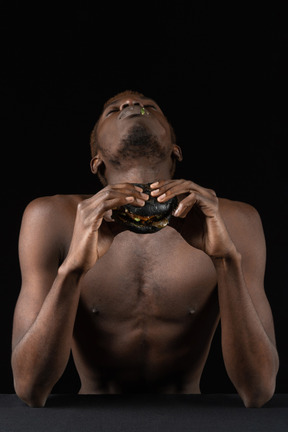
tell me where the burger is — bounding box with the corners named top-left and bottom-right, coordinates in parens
top-left (112, 183), bottom-right (178, 234)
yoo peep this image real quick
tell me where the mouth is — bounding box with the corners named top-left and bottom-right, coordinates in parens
top-left (118, 105), bottom-right (150, 120)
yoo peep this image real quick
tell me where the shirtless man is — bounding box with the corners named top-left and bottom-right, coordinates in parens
top-left (12, 90), bottom-right (279, 408)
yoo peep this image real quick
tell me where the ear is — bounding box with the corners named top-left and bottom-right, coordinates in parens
top-left (90, 155), bottom-right (103, 174)
top-left (172, 145), bottom-right (183, 162)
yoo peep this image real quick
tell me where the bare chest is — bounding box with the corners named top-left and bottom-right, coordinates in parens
top-left (78, 228), bottom-right (217, 321)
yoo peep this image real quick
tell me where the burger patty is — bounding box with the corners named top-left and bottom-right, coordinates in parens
top-left (116, 208), bottom-right (170, 226)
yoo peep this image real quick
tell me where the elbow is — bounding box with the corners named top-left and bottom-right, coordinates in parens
top-left (12, 357), bottom-right (52, 407)
top-left (235, 353), bottom-right (279, 408)
top-left (239, 378), bottom-right (277, 408)
top-left (242, 389), bottom-right (274, 409)
top-left (14, 378), bottom-right (49, 408)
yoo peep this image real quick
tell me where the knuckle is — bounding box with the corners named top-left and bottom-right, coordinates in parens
top-left (208, 188), bottom-right (217, 197)
top-left (101, 188), bottom-right (113, 200)
top-left (96, 200), bottom-right (106, 213)
top-left (213, 196), bottom-right (219, 210)
top-left (100, 201), bottom-right (110, 211)
top-left (103, 189), bottom-right (110, 199)
top-left (77, 201), bottom-right (85, 213)
top-left (188, 190), bottom-right (196, 198)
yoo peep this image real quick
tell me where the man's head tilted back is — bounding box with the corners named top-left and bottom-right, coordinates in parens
top-left (89, 91), bottom-right (183, 186)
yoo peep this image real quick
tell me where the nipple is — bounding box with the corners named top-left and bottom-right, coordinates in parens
top-left (91, 307), bottom-right (99, 315)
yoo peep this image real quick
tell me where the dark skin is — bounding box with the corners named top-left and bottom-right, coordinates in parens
top-left (12, 91), bottom-right (279, 407)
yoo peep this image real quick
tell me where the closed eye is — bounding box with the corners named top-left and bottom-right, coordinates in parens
top-left (106, 107), bottom-right (119, 117)
top-left (144, 104), bottom-right (157, 110)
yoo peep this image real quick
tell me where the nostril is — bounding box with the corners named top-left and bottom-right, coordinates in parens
top-left (120, 100), bottom-right (141, 111)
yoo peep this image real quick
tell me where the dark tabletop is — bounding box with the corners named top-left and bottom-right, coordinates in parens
top-left (0, 393), bottom-right (287, 432)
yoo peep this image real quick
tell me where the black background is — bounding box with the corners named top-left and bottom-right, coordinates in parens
top-left (1, 1), bottom-right (287, 394)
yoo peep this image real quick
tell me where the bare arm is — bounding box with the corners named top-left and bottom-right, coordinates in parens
top-left (12, 186), bottom-right (148, 407)
top-left (151, 180), bottom-right (279, 407)
top-left (12, 197), bottom-right (83, 407)
top-left (213, 202), bottom-right (279, 407)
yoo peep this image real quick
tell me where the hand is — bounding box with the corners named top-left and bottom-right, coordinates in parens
top-left (150, 179), bottom-right (237, 259)
top-left (64, 184), bottom-right (149, 273)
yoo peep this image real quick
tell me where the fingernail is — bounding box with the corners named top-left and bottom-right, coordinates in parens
top-left (125, 196), bottom-right (134, 202)
top-left (173, 205), bottom-right (182, 216)
top-left (150, 189), bottom-right (159, 196)
top-left (150, 182), bottom-right (159, 188)
top-left (158, 193), bottom-right (166, 201)
top-left (141, 193), bottom-right (149, 199)
top-left (136, 198), bottom-right (145, 206)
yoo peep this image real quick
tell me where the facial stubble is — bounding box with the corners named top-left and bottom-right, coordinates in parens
top-left (103, 124), bottom-right (168, 167)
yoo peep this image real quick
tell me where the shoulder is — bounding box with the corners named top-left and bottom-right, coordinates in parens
top-left (219, 198), bottom-right (263, 231)
top-left (19, 194), bottom-right (92, 271)
top-left (22, 194), bottom-right (91, 224)
top-left (218, 197), bottom-right (266, 259)
top-left (20, 194), bottom-right (91, 250)
top-left (23, 193), bottom-right (91, 212)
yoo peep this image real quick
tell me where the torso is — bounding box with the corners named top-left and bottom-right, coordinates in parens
top-left (59, 195), bottom-right (220, 394)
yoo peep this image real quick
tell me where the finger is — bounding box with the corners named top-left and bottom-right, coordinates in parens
top-left (152, 180), bottom-right (190, 202)
top-left (173, 194), bottom-right (197, 218)
top-left (150, 179), bottom-right (182, 201)
top-left (90, 195), bottom-right (146, 224)
top-left (110, 183), bottom-right (150, 200)
top-left (173, 190), bottom-right (218, 218)
top-left (106, 193), bottom-right (147, 208)
top-left (151, 179), bottom-right (215, 196)
top-left (150, 179), bottom-right (174, 191)
top-left (151, 180), bottom-right (216, 202)
top-left (98, 185), bottom-right (150, 206)
top-left (84, 189), bottom-right (147, 219)
top-left (123, 196), bottom-right (147, 206)
top-left (103, 209), bottom-right (113, 222)
top-left (111, 183), bottom-right (144, 193)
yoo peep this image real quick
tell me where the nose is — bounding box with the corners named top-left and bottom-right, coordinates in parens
top-left (120, 99), bottom-right (144, 111)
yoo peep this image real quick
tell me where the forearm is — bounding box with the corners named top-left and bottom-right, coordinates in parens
top-left (213, 252), bottom-right (279, 407)
top-left (12, 265), bottom-right (83, 407)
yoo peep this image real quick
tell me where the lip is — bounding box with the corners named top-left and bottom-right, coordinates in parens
top-left (118, 105), bottom-right (143, 120)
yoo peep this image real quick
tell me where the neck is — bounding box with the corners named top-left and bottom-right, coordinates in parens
top-left (106, 160), bottom-right (172, 185)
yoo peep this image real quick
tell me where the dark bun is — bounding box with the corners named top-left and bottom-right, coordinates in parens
top-left (112, 183), bottom-right (178, 234)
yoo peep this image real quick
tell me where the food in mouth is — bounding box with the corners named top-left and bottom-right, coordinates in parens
top-left (112, 183), bottom-right (178, 234)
